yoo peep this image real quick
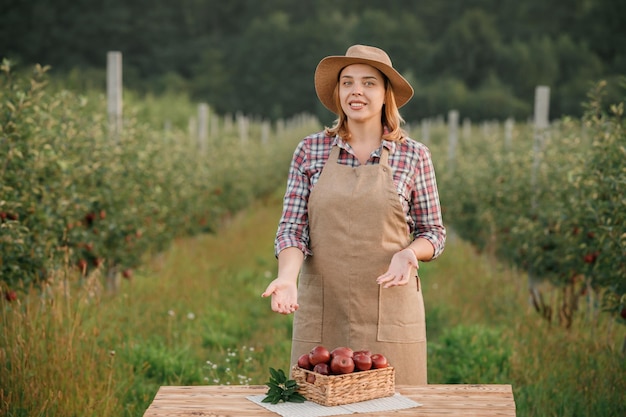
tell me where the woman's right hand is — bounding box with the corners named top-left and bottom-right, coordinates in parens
top-left (261, 277), bottom-right (299, 315)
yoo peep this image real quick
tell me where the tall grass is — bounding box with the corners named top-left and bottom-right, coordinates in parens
top-left (423, 233), bottom-right (625, 416)
top-left (1, 192), bottom-right (624, 416)
top-left (0, 191), bottom-right (292, 416)
top-left (0, 272), bottom-right (127, 416)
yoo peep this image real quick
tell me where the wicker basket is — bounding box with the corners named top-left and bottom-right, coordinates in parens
top-left (291, 365), bottom-right (395, 406)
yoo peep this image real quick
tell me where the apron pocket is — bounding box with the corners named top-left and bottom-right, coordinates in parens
top-left (292, 273), bottom-right (323, 343)
top-left (377, 276), bottom-right (426, 343)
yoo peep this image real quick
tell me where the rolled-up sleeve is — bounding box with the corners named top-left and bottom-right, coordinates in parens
top-left (274, 140), bottom-right (313, 258)
top-left (411, 146), bottom-right (446, 259)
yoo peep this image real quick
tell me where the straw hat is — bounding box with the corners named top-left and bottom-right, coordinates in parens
top-left (314, 44), bottom-right (414, 114)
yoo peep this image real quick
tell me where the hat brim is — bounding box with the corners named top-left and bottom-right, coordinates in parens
top-left (314, 56), bottom-right (414, 114)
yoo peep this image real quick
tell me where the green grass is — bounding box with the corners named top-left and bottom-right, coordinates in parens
top-left (1, 191), bottom-right (624, 416)
top-left (422, 233), bottom-right (625, 416)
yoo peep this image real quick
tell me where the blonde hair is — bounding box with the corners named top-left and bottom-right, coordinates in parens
top-left (324, 75), bottom-right (408, 142)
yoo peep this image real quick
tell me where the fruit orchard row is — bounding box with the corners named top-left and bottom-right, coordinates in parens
top-left (0, 62), bottom-right (316, 291)
top-left (420, 81), bottom-right (625, 325)
top-left (3, 62), bottom-right (623, 324)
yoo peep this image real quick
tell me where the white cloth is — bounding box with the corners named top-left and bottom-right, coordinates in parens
top-left (246, 393), bottom-right (421, 417)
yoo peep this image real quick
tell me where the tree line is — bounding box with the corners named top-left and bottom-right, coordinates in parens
top-left (1, 0), bottom-right (624, 124)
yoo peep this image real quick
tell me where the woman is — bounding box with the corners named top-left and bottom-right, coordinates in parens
top-left (262, 45), bottom-right (446, 384)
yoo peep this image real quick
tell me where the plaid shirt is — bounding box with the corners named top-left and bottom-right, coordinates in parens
top-left (275, 131), bottom-right (446, 259)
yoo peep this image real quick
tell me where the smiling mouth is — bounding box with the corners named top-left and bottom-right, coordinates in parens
top-left (349, 102), bottom-right (365, 109)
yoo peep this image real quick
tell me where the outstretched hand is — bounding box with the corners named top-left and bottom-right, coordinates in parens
top-left (376, 248), bottom-right (418, 288)
top-left (261, 277), bottom-right (299, 315)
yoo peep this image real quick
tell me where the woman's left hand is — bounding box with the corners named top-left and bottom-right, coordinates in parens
top-left (376, 248), bottom-right (418, 288)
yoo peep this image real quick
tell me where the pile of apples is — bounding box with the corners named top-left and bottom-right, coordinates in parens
top-left (297, 345), bottom-right (389, 379)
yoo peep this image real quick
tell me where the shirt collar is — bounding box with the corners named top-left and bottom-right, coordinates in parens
top-left (332, 134), bottom-right (397, 157)
top-left (381, 139), bottom-right (396, 154)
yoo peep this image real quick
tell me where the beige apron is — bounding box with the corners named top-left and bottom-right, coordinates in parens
top-left (290, 145), bottom-right (427, 384)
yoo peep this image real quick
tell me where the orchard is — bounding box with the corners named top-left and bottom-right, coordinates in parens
top-left (1, 60), bottom-right (623, 332)
top-left (0, 61), bottom-right (315, 294)
top-left (426, 80), bottom-right (625, 329)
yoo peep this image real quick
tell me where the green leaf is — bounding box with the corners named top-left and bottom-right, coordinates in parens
top-left (289, 393), bottom-right (307, 403)
top-left (261, 367), bottom-right (307, 404)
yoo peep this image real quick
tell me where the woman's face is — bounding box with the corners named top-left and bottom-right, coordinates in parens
top-left (338, 64), bottom-right (386, 125)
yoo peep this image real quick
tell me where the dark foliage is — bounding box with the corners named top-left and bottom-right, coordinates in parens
top-left (1, 0), bottom-right (623, 122)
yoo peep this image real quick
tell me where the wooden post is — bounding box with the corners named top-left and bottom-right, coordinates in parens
top-left (198, 103), bottom-right (209, 151)
top-left (105, 51), bottom-right (122, 292)
top-left (531, 86), bottom-right (550, 209)
top-left (261, 120), bottom-right (270, 145)
top-left (534, 86), bottom-right (550, 130)
top-left (237, 112), bottom-right (248, 144)
top-left (106, 51), bottom-right (123, 141)
top-left (223, 113), bottom-right (233, 133)
top-left (528, 86), bottom-right (550, 306)
top-left (481, 121), bottom-right (489, 138)
top-left (447, 110), bottom-right (459, 172)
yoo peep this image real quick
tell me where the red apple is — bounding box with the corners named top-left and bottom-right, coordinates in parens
top-left (330, 355), bottom-right (355, 374)
top-left (77, 259), bottom-right (88, 274)
top-left (297, 353), bottom-right (312, 370)
top-left (353, 349), bottom-right (372, 358)
top-left (309, 345), bottom-right (331, 366)
top-left (84, 212), bottom-right (96, 226)
top-left (313, 363), bottom-right (330, 375)
top-left (583, 251), bottom-right (599, 264)
top-left (4, 290), bottom-right (17, 302)
top-left (330, 346), bottom-right (354, 359)
top-left (371, 353), bottom-right (389, 369)
top-left (353, 352), bottom-right (372, 371)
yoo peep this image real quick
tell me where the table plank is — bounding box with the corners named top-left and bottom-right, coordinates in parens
top-left (143, 384), bottom-right (516, 416)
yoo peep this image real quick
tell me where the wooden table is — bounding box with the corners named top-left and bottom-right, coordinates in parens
top-left (143, 384), bottom-right (516, 416)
